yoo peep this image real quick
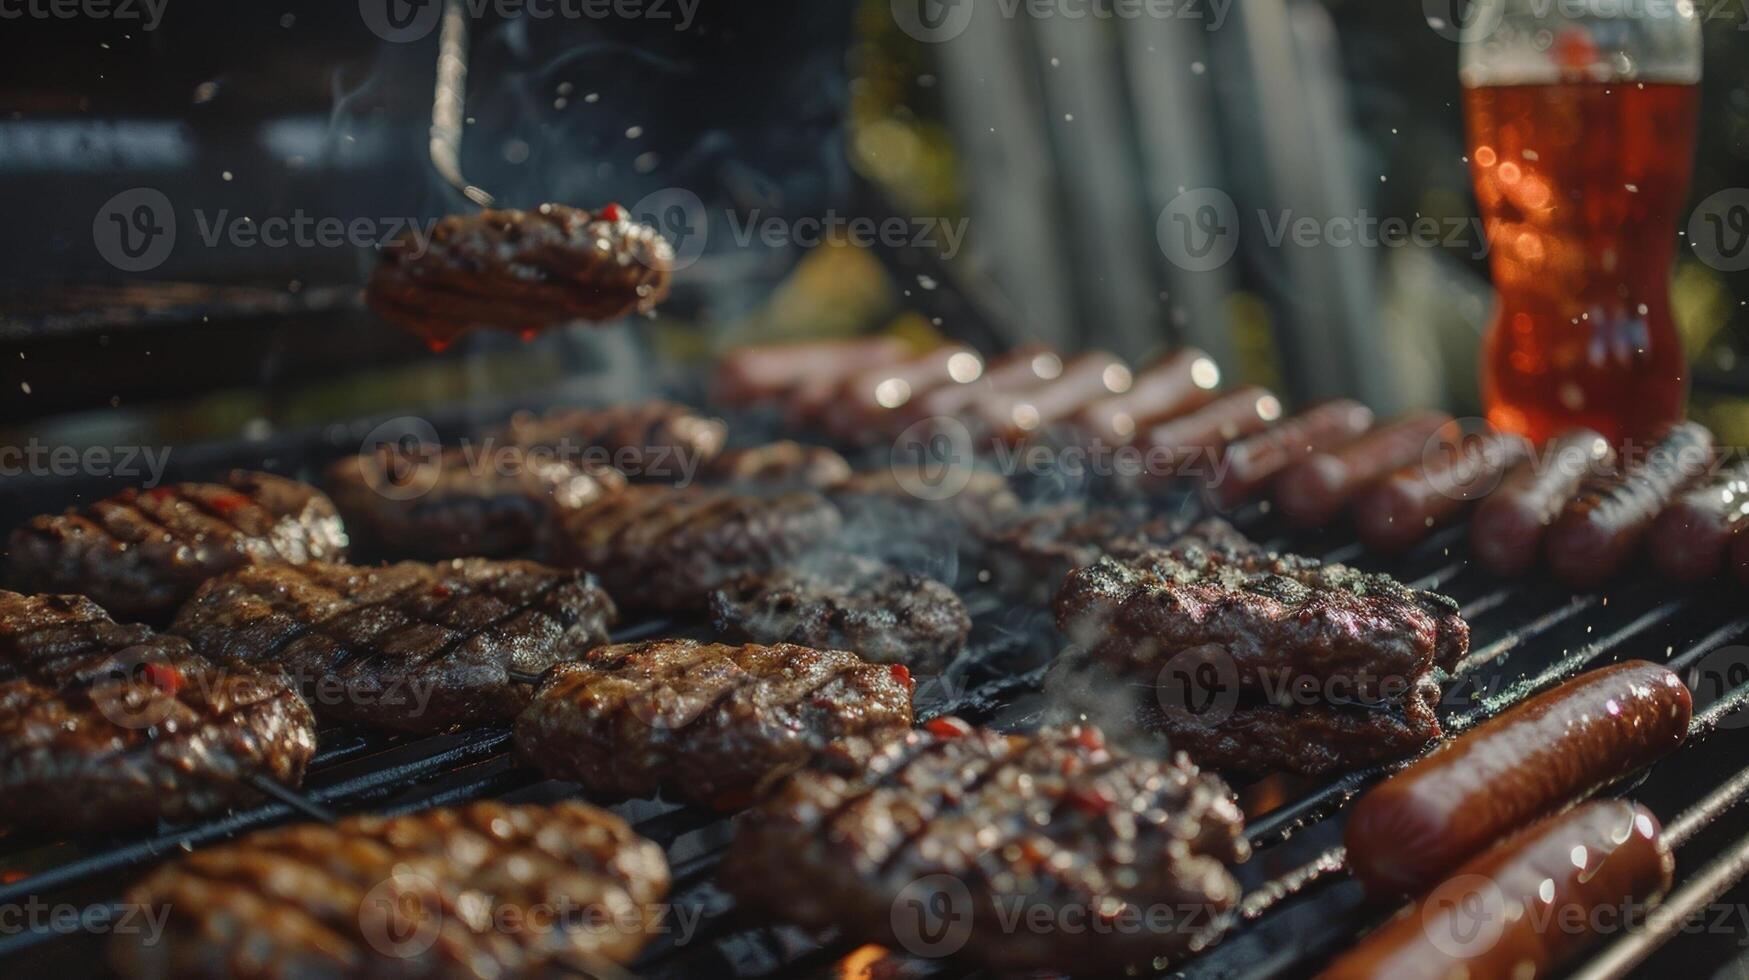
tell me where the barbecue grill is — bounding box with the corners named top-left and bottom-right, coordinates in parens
top-left (2, 379), bottom-right (1748, 976)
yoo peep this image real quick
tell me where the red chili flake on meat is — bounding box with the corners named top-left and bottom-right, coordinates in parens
top-left (140, 662), bottom-right (183, 695)
top-left (145, 487), bottom-right (176, 501)
top-left (1065, 785), bottom-right (1111, 816)
top-left (430, 584), bottom-right (452, 598)
top-left (208, 492), bottom-right (251, 515)
top-left (925, 716), bottom-right (973, 739)
top-left (889, 664), bottom-right (913, 691)
top-left (599, 203), bottom-right (626, 223)
top-left (1071, 726), bottom-right (1104, 752)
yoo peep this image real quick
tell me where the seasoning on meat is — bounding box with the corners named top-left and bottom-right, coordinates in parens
top-left (5, 470), bottom-right (348, 621)
top-left (0, 590), bottom-right (314, 833)
top-left (171, 559), bottom-right (616, 733)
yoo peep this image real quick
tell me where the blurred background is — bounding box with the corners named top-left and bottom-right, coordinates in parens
top-left (2, 0), bottom-right (1746, 450)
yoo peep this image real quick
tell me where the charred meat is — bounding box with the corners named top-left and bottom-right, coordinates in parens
top-left (723, 722), bottom-right (1248, 974)
top-left (366, 203), bottom-right (673, 347)
top-left (554, 485), bottom-right (842, 613)
top-left (0, 591), bottom-right (314, 833)
top-left (171, 559), bottom-right (616, 733)
top-left (5, 471), bottom-right (347, 621)
top-left (326, 444), bottom-right (625, 561)
top-left (110, 800), bottom-right (670, 979)
top-left (497, 400), bottom-right (726, 482)
top-left (514, 638), bottom-right (914, 809)
top-left (710, 555), bottom-right (970, 672)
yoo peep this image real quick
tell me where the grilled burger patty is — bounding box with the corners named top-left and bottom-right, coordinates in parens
top-left (709, 555), bottom-right (970, 672)
top-left (514, 638), bottom-right (915, 809)
top-left (1056, 539), bottom-right (1470, 686)
top-left (497, 400), bottom-right (727, 482)
top-left (701, 440), bottom-right (852, 491)
top-left (326, 444), bottom-right (626, 561)
top-left (722, 721), bottom-right (1249, 974)
top-left (0, 591), bottom-right (314, 833)
top-left (980, 505), bottom-right (1254, 602)
top-left (109, 800), bottom-right (670, 979)
top-left (366, 203), bottom-right (674, 344)
top-left (171, 559), bottom-right (616, 733)
top-left (5, 470), bottom-right (348, 621)
top-left (554, 485), bottom-right (842, 613)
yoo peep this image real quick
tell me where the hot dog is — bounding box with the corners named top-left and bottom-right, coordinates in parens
top-left (1352, 429), bottom-right (1533, 554)
top-left (891, 344), bottom-right (1060, 432)
top-left (1545, 421), bottom-right (1714, 590)
top-left (1274, 412), bottom-right (1454, 530)
top-left (1650, 459), bottom-right (1749, 583)
top-left (714, 337), bottom-right (911, 407)
top-left (978, 351), bottom-right (1130, 445)
top-left (1073, 348), bottom-right (1221, 445)
top-left (1468, 428), bottom-right (1615, 577)
top-left (1137, 386), bottom-right (1281, 488)
top-left (1204, 400), bottom-right (1374, 509)
top-left (1343, 660), bottom-right (1690, 898)
top-left (1321, 800), bottom-right (1672, 980)
top-left (821, 345), bottom-right (985, 444)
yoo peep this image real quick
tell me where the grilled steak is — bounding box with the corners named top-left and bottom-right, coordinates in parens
top-left (366, 203), bottom-right (674, 347)
top-left (498, 400), bottom-right (726, 482)
top-left (702, 440), bottom-right (852, 491)
top-left (1056, 539), bottom-right (1469, 686)
top-left (327, 444), bottom-right (626, 561)
top-left (514, 638), bottom-right (915, 809)
top-left (554, 485), bottom-right (842, 613)
top-left (722, 721), bottom-right (1248, 973)
top-left (110, 800), bottom-right (670, 979)
top-left (1044, 652), bottom-right (1443, 775)
top-left (171, 559), bottom-right (616, 733)
top-left (5, 471), bottom-right (348, 621)
top-left (980, 505), bottom-right (1253, 602)
top-left (710, 555), bottom-right (970, 672)
top-left (0, 591), bottom-right (314, 833)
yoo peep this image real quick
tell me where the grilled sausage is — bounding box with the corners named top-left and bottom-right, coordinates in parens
top-left (823, 345), bottom-right (984, 443)
top-left (1545, 421), bottom-right (1714, 589)
top-left (1206, 399), bottom-right (1374, 509)
top-left (1321, 800), bottom-right (1672, 980)
top-left (1650, 458), bottom-right (1749, 583)
top-left (1353, 429), bottom-right (1533, 554)
top-left (714, 337), bottom-right (911, 407)
top-left (1343, 660), bottom-right (1690, 898)
top-left (1468, 428), bottom-right (1614, 577)
top-left (978, 351), bottom-right (1130, 445)
top-left (1073, 348), bottom-right (1222, 444)
top-left (1274, 411), bottom-right (1453, 529)
top-left (1138, 386), bottom-right (1281, 486)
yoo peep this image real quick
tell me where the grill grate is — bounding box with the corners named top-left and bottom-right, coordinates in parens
top-left (3, 448), bottom-right (1748, 977)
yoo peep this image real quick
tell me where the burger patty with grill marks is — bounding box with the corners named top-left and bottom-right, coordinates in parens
top-left (5, 470), bottom-right (348, 621)
top-left (326, 444), bottom-right (626, 561)
top-left (171, 559), bottom-right (615, 733)
top-left (553, 484), bottom-right (842, 613)
top-left (722, 721), bottom-right (1249, 974)
top-left (0, 591), bottom-right (314, 833)
top-left (710, 555), bottom-right (970, 672)
top-left (513, 638), bottom-right (915, 809)
top-left (110, 800), bottom-right (669, 979)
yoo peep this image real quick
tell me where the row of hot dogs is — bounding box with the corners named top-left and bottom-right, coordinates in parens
top-left (715, 338), bottom-right (1749, 590)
